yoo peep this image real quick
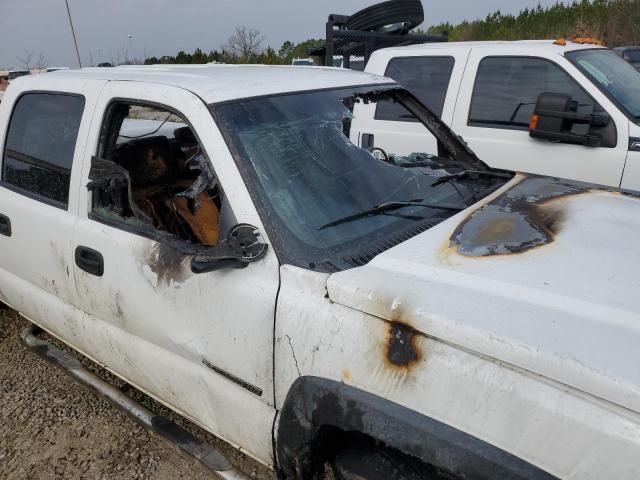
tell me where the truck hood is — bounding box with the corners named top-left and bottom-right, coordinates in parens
top-left (327, 175), bottom-right (640, 413)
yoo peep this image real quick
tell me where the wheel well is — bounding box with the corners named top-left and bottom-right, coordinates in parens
top-left (303, 427), bottom-right (366, 476)
top-left (277, 376), bottom-right (558, 480)
top-left (308, 427), bottom-right (457, 479)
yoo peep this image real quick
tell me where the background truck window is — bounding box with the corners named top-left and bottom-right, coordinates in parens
top-left (624, 49), bottom-right (640, 63)
top-left (375, 56), bottom-right (455, 121)
top-left (566, 49), bottom-right (640, 121)
top-left (468, 56), bottom-right (598, 129)
top-left (2, 93), bottom-right (85, 206)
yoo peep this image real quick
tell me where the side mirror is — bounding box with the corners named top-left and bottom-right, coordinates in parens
top-left (529, 92), bottom-right (609, 147)
top-left (190, 224), bottom-right (268, 274)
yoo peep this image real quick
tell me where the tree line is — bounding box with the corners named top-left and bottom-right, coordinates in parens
top-left (144, 26), bottom-right (324, 66)
top-left (143, 1), bottom-right (640, 67)
top-left (426, 0), bottom-right (640, 47)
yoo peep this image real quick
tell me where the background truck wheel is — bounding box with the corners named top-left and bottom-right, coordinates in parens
top-left (345, 0), bottom-right (425, 32)
top-left (331, 442), bottom-right (442, 480)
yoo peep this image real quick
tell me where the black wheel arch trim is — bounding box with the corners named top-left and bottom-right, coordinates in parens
top-left (276, 376), bottom-right (558, 480)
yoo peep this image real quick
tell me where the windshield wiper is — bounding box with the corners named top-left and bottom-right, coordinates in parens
top-left (430, 169), bottom-right (512, 188)
top-left (318, 200), bottom-right (466, 231)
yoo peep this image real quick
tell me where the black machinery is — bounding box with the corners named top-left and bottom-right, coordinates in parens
top-left (311, 0), bottom-right (448, 70)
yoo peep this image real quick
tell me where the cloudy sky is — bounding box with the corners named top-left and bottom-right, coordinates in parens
top-left (1, 0), bottom-right (563, 69)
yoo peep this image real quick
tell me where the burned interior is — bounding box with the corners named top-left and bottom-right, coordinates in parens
top-left (88, 103), bottom-right (222, 248)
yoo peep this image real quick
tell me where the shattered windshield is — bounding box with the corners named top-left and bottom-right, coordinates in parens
top-left (213, 85), bottom-right (511, 271)
top-left (567, 49), bottom-right (640, 121)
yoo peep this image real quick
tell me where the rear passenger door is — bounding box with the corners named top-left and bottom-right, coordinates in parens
top-left (452, 51), bottom-right (629, 186)
top-left (0, 80), bottom-right (103, 328)
top-left (352, 48), bottom-right (469, 155)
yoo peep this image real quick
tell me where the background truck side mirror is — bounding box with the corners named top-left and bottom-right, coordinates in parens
top-left (529, 92), bottom-right (609, 147)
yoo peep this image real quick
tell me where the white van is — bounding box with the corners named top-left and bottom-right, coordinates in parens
top-left (353, 40), bottom-right (640, 190)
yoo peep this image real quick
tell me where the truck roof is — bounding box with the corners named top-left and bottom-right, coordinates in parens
top-left (375, 39), bottom-right (606, 56)
top-left (21, 64), bottom-right (391, 104)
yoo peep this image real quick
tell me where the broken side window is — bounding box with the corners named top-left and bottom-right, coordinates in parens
top-left (89, 102), bottom-right (222, 247)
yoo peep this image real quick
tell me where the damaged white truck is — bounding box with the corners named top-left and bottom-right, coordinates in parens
top-left (0, 66), bottom-right (639, 479)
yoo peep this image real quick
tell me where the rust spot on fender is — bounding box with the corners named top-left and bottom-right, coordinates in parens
top-left (385, 321), bottom-right (422, 370)
top-left (373, 297), bottom-right (424, 373)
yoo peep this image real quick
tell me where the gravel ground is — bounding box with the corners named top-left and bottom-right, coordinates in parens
top-left (0, 308), bottom-right (274, 480)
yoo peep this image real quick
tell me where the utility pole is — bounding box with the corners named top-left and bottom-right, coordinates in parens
top-left (65, 0), bottom-right (82, 68)
top-left (128, 33), bottom-right (134, 64)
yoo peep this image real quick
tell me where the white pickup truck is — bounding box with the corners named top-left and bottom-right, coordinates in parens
top-left (1, 65), bottom-right (639, 479)
top-left (355, 40), bottom-right (640, 189)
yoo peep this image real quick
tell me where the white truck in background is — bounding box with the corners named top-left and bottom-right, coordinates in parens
top-left (614, 46), bottom-right (640, 70)
top-left (353, 40), bottom-right (640, 190)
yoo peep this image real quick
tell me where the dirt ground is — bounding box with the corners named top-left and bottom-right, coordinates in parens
top-left (0, 309), bottom-right (274, 480)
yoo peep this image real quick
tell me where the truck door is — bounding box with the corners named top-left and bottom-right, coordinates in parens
top-left (351, 48), bottom-right (470, 156)
top-left (452, 50), bottom-right (629, 186)
top-left (70, 82), bottom-right (279, 464)
top-left (621, 135), bottom-right (640, 190)
top-left (0, 78), bottom-right (103, 328)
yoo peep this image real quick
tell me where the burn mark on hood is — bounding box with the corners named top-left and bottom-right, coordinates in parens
top-left (450, 176), bottom-right (591, 257)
